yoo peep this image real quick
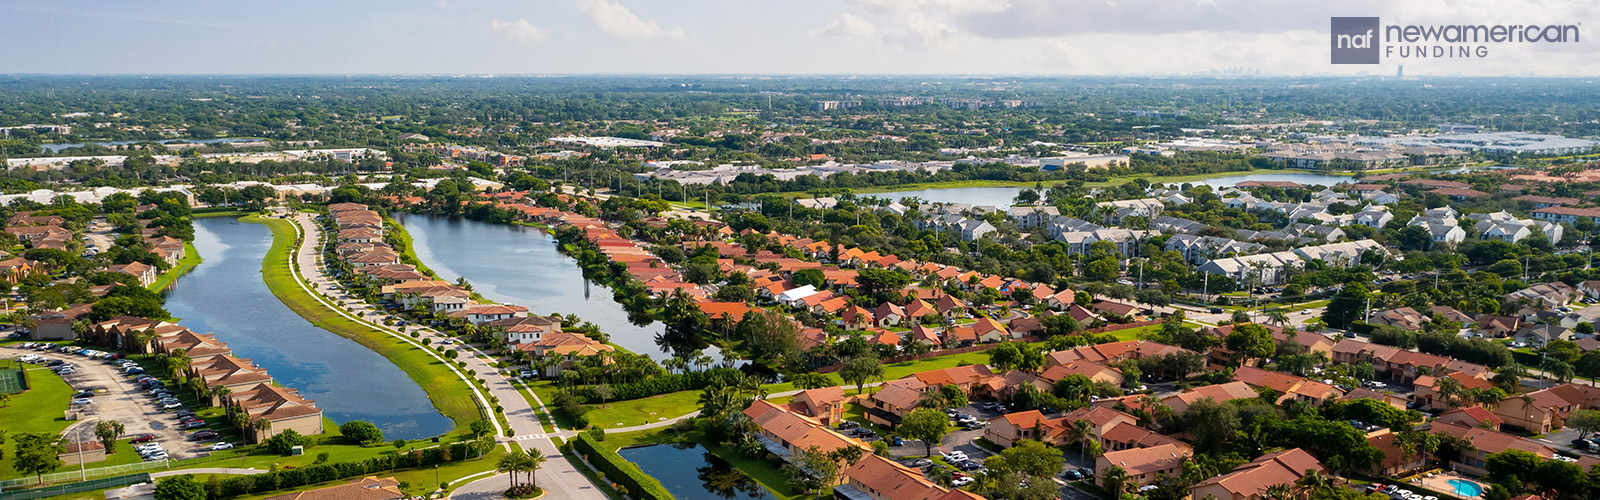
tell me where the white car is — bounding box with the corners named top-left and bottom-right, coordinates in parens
top-left (941, 451), bottom-right (967, 462)
top-left (211, 442), bottom-right (234, 450)
top-left (952, 477), bottom-right (975, 487)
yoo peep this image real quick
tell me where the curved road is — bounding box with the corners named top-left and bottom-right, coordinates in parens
top-left (285, 212), bottom-right (606, 500)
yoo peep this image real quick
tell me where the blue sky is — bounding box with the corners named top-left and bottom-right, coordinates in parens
top-left (2, 0), bottom-right (1596, 75)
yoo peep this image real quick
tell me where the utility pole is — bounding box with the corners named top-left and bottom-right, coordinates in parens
top-left (1524, 254), bottom-right (1530, 281)
top-left (1363, 296), bottom-right (1372, 323)
top-left (1202, 273), bottom-right (1209, 304)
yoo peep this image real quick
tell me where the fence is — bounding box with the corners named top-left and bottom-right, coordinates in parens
top-left (0, 460), bottom-right (170, 490)
top-left (0, 473), bottom-right (151, 500)
top-left (0, 364), bottom-right (25, 394)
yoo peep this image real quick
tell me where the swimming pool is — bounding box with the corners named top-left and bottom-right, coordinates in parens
top-left (1448, 479), bottom-right (1484, 497)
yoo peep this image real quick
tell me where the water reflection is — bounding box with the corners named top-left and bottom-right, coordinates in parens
top-left (162, 218), bottom-right (451, 440)
top-left (619, 443), bottom-right (773, 500)
top-left (393, 213), bottom-right (727, 363)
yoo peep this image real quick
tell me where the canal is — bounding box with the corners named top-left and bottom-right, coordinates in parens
top-left (161, 217), bottom-right (452, 440)
top-left (393, 213), bottom-right (727, 364)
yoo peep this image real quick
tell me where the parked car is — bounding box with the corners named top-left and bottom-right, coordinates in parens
top-left (952, 477), bottom-right (974, 487)
top-left (71, 398), bottom-right (92, 405)
top-left (910, 458), bottom-right (932, 467)
top-left (162, 402), bottom-right (183, 409)
top-left (211, 442), bottom-right (234, 450)
top-left (130, 434), bottom-right (156, 444)
top-left (941, 451), bottom-right (968, 462)
top-left (192, 431), bottom-right (219, 440)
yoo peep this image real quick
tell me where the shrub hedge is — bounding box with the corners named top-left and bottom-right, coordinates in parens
top-left (571, 433), bottom-right (674, 500)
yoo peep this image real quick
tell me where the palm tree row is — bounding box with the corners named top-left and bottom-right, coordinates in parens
top-left (496, 449), bottom-right (547, 493)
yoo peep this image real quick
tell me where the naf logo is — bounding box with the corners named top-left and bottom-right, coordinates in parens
top-left (1331, 17), bottom-right (1381, 64)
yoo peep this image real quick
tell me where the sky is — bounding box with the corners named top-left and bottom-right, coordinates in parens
top-left (1, 0), bottom-right (1597, 76)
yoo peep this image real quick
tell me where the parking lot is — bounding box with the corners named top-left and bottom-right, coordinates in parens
top-left (6, 343), bottom-right (224, 460)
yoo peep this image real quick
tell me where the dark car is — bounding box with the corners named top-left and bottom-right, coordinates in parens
top-left (192, 431), bottom-right (219, 440)
top-left (1066, 470), bottom-right (1083, 480)
top-left (855, 429), bottom-right (877, 438)
top-left (73, 391), bottom-right (94, 398)
top-left (837, 421), bottom-right (859, 430)
top-left (46, 359), bottom-right (64, 366)
top-left (130, 434), bottom-right (157, 443)
top-left (1209, 307), bottom-right (1224, 314)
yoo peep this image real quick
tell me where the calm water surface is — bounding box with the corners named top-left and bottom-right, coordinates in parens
top-left (394, 213), bottom-right (727, 363)
top-left (161, 217), bottom-right (452, 440)
top-left (619, 444), bottom-right (774, 500)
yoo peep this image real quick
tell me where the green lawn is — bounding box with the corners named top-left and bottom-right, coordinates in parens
top-left (0, 365), bottom-right (74, 436)
top-left (522, 380), bottom-right (703, 430)
top-left (242, 215), bottom-right (480, 432)
top-left (0, 366), bottom-right (76, 479)
top-left (147, 242), bottom-right (202, 294)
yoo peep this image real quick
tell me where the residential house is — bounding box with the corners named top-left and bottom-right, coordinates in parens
top-left (224, 383), bottom-right (325, 444)
top-left (516, 332), bottom-right (614, 377)
top-left (1096, 443), bottom-right (1192, 489)
top-left (835, 454), bottom-right (986, 500)
top-left (1191, 449), bottom-right (1326, 500)
top-left (1434, 406), bottom-right (1504, 431)
top-left (1427, 421), bottom-right (1555, 477)
top-left (1159, 381), bottom-right (1258, 413)
top-left (107, 262), bottom-right (158, 287)
top-left (262, 477), bottom-right (404, 500)
top-left (744, 399), bottom-right (869, 476)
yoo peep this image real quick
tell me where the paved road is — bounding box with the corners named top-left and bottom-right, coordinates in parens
top-left (151, 467), bottom-right (265, 478)
top-left (284, 211), bottom-right (606, 500)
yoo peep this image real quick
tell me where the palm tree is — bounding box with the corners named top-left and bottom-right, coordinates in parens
top-left (498, 451), bottom-right (524, 489)
top-left (525, 451), bottom-right (547, 490)
top-left (1436, 376), bottom-right (1465, 408)
top-left (251, 418), bottom-right (272, 442)
top-left (1266, 310), bottom-right (1290, 328)
top-left (1295, 470), bottom-right (1332, 497)
top-left (1263, 483), bottom-right (1296, 500)
top-left (1066, 419), bottom-right (1093, 461)
top-left (1100, 465), bottom-right (1130, 496)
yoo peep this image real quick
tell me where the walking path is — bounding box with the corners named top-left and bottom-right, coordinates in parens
top-left (151, 468), bottom-right (265, 478)
top-left (284, 211), bottom-right (605, 500)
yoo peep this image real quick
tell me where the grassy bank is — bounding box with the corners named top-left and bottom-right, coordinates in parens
top-left (383, 216), bottom-right (438, 278)
top-left (148, 242), bottom-right (202, 293)
top-left (241, 214), bottom-right (480, 431)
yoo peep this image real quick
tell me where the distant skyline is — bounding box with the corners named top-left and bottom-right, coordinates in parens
top-left (2, 0), bottom-right (1596, 76)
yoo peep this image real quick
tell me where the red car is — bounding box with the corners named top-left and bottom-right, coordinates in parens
top-left (129, 434), bottom-right (156, 443)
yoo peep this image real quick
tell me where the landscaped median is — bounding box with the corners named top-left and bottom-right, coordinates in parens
top-left (241, 214), bottom-right (486, 432)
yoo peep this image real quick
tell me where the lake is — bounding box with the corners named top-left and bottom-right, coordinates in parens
top-left (161, 217), bottom-right (452, 440)
top-left (618, 444), bottom-right (774, 500)
top-left (393, 213), bottom-right (728, 363)
top-left (41, 137), bottom-right (263, 153)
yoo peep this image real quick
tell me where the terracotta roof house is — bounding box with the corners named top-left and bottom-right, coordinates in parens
top-left (1191, 448), bottom-right (1326, 500)
top-left (1340, 388), bottom-right (1409, 410)
top-left (866, 381), bottom-right (927, 427)
top-left (263, 477), bottom-right (403, 500)
top-left (744, 399), bottom-right (869, 475)
top-left (1427, 421), bottom-right (1554, 477)
top-left (107, 261), bottom-right (158, 287)
top-left (837, 454), bottom-right (986, 500)
top-left (516, 332), bottom-right (614, 377)
top-left (1091, 300), bottom-right (1139, 318)
top-left (1096, 443), bottom-right (1192, 489)
top-left (903, 299), bottom-right (937, 320)
top-left (1434, 406), bottom-right (1504, 431)
top-left (790, 387), bottom-right (846, 425)
top-left (935, 295), bottom-right (968, 318)
top-left (1160, 381), bottom-right (1259, 413)
top-left (1233, 366), bottom-right (1345, 405)
top-left (1412, 371), bottom-right (1495, 410)
top-left (225, 383), bottom-right (324, 444)
top-left (1039, 361), bottom-right (1124, 387)
top-left (841, 305), bottom-right (874, 330)
top-left (874, 302), bottom-right (906, 328)
top-left (1492, 383), bottom-right (1587, 434)
top-left (971, 317), bottom-right (1010, 342)
top-left (446, 304), bottom-right (528, 325)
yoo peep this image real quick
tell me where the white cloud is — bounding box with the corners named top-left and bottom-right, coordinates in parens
top-left (810, 13), bottom-right (876, 38)
top-left (490, 19), bottom-right (547, 42)
top-left (846, 0), bottom-right (1010, 15)
top-left (575, 0), bottom-right (684, 39)
top-left (884, 13), bottom-right (962, 51)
